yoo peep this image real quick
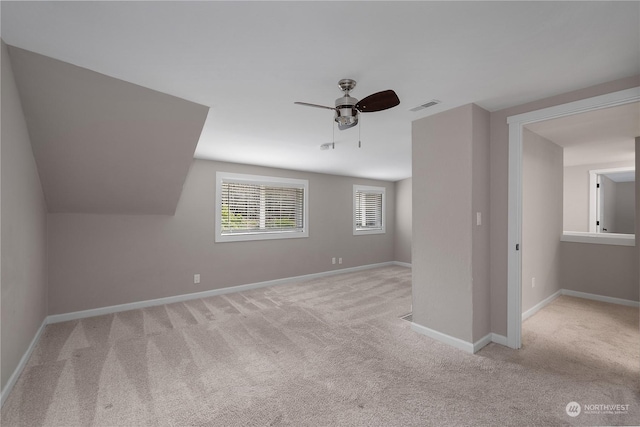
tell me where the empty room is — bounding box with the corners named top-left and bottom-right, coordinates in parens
top-left (1, 2), bottom-right (639, 426)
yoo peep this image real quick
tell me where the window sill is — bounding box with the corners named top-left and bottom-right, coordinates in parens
top-left (353, 229), bottom-right (386, 236)
top-left (216, 230), bottom-right (308, 243)
top-left (561, 231), bottom-right (635, 247)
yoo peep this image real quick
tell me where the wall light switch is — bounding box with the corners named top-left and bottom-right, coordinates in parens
top-left (194, 274), bottom-right (201, 284)
top-left (532, 277), bottom-right (536, 288)
top-left (332, 257), bottom-right (336, 265)
top-left (338, 257), bottom-right (343, 264)
top-left (476, 212), bottom-right (482, 226)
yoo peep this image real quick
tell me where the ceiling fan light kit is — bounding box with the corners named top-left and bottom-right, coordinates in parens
top-left (295, 78), bottom-right (400, 148)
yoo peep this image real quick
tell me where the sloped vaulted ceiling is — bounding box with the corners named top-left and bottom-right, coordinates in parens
top-left (8, 45), bottom-right (209, 215)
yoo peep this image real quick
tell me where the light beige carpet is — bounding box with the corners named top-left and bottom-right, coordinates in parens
top-left (2, 266), bottom-right (638, 426)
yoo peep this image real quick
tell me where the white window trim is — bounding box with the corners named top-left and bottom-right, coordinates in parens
top-left (215, 172), bottom-right (309, 243)
top-left (353, 185), bottom-right (386, 236)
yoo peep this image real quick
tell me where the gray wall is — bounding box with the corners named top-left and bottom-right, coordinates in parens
top-left (8, 45), bottom-right (209, 216)
top-left (559, 156), bottom-right (636, 302)
top-left (1, 41), bottom-right (48, 391)
top-left (521, 129), bottom-right (563, 313)
top-left (412, 104), bottom-right (490, 343)
top-left (561, 242), bottom-right (638, 301)
top-left (613, 181), bottom-right (635, 234)
top-left (520, 129), bottom-right (637, 310)
top-left (489, 75), bottom-right (640, 336)
top-left (563, 160), bottom-right (634, 232)
top-left (394, 177), bottom-right (412, 265)
top-left (48, 159), bottom-right (396, 314)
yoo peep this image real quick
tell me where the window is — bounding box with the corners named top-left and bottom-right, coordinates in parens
top-left (216, 172), bottom-right (308, 242)
top-left (353, 185), bottom-right (386, 235)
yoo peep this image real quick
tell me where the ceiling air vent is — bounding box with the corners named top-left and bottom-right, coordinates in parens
top-left (410, 100), bottom-right (441, 112)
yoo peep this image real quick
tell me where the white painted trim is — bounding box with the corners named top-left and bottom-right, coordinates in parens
top-left (507, 119), bottom-right (523, 349)
top-left (410, 322), bottom-right (475, 353)
top-left (491, 334), bottom-right (509, 347)
top-left (506, 86), bottom-right (640, 351)
top-left (214, 171), bottom-right (309, 243)
top-left (561, 232), bottom-right (635, 246)
top-left (588, 167), bottom-right (637, 175)
top-left (47, 262), bottom-right (397, 324)
top-left (353, 184), bottom-right (387, 236)
top-left (410, 326), bottom-right (502, 354)
top-left (393, 261), bottom-right (412, 268)
top-left (473, 333), bottom-right (493, 353)
top-left (522, 290), bottom-right (562, 321)
top-left (1, 317), bottom-right (48, 407)
top-left (507, 87), bottom-right (640, 125)
top-left (562, 289), bottom-right (639, 308)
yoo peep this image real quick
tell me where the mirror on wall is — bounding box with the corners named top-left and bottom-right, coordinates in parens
top-left (590, 168), bottom-right (635, 235)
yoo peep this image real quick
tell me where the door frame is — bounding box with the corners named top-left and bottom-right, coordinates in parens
top-left (506, 86), bottom-right (640, 349)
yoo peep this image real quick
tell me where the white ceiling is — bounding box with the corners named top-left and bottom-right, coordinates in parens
top-left (604, 170), bottom-right (635, 183)
top-left (525, 102), bottom-right (639, 167)
top-left (2, 1), bottom-right (639, 181)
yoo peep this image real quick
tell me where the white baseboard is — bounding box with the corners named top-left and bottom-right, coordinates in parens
top-left (48, 261), bottom-right (399, 324)
top-left (491, 333), bottom-right (508, 347)
top-left (520, 289), bottom-right (639, 324)
top-left (410, 324), bottom-right (509, 354)
top-left (1, 317), bottom-right (48, 407)
top-left (410, 322), bottom-right (475, 353)
top-left (522, 290), bottom-right (562, 321)
top-left (393, 261), bottom-right (412, 268)
top-left (473, 333), bottom-right (493, 353)
top-left (561, 289), bottom-right (639, 308)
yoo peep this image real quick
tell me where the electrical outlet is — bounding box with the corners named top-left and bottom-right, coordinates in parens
top-left (532, 277), bottom-right (536, 288)
top-left (332, 257), bottom-right (336, 265)
top-left (194, 274), bottom-right (201, 284)
top-left (338, 257), bottom-right (343, 265)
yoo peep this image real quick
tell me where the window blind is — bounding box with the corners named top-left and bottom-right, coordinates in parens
top-left (221, 181), bottom-right (305, 235)
top-left (355, 190), bottom-right (383, 231)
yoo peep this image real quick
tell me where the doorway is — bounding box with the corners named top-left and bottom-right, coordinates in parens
top-left (506, 86), bottom-right (640, 349)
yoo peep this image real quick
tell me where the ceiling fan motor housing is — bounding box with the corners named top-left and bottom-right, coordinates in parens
top-left (335, 95), bottom-right (358, 127)
top-left (294, 78), bottom-right (398, 130)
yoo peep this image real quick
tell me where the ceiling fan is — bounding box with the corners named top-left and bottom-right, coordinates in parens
top-left (295, 79), bottom-right (400, 131)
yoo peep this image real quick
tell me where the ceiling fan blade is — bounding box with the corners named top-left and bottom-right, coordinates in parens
top-left (294, 102), bottom-right (336, 111)
top-left (355, 90), bottom-right (400, 113)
